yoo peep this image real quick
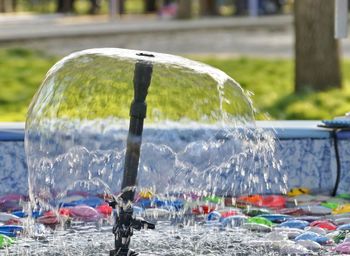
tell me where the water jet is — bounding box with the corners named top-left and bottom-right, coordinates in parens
top-left (109, 60), bottom-right (156, 256)
top-left (4, 48), bottom-right (334, 255)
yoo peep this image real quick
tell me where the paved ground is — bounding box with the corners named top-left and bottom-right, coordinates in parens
top-left (0, 13), bottom-right (349, 57)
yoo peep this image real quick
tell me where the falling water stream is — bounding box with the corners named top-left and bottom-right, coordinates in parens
top-left (5, 48), bottom-right (293, 255)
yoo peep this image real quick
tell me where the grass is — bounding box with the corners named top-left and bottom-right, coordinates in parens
top-left (195, 57), bottom-right (350, 120)
top-left (2, 47), bottom-right (350, 121)
top-left (25, 52), bottom-right (249, 123)
top-left (14, 0), bottom-right (145, 14)
top-left (13, 0), bottom-right (235, 16)
top-left (0, 48), bottom-right (57, 121)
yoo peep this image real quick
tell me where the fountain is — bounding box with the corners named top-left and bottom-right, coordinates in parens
top-left (109, 59), bottom-right (156, 256)
top-left (13, 48), bottom-right (290, 255)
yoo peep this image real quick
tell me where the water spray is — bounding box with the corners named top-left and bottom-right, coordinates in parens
top-left (109, 57), bottom-right (155, 256)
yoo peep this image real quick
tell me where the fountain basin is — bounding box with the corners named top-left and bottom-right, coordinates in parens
top-left (1, 121), bottom-right (350, 255)
top-left (1, 49), bottom-right (347, 255)
top-left (0, 120), bottom-right (348, 196)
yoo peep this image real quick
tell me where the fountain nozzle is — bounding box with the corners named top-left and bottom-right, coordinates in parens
top-left (110, 60), bottom-right (155, 256)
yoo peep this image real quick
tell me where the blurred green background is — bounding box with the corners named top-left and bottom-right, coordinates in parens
top-left (0, 0), bottom-right (347, 121)
top-left (3, 48), bottom-right (350, 121)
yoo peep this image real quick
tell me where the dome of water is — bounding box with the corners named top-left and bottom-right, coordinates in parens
top-left (25, 48), bottom-right (285, 211)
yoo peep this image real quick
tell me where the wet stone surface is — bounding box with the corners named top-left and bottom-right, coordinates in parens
top-left (2, 191), bottom-right (350, 255)
top-left (2, 214), bottom-right (340, 256)
top-left (3, 221), bottom-right (322, 256)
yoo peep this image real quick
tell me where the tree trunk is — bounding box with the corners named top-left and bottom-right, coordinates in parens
top-left (234, 0), bottom-right (247, 16)
top-left (12, 0), bottom-right (16, 11)
top-left (56, 0), bottom-right (75, 13)
top-left (89, 0), bottom-right (100, 14)
top-left (294, 0), bottom-right (342, 92)
top-left (0, 0), bottom-right (4, 13)
top-left (200, 0), bottom-right (219, 16)
top-left (0, 0), bottom-right (12, 12)
top-left (177, 0), bottom-right (192, 19)
top-left (144, 0), bottom-right (157, 13)
top-left (119, 0), bottom-right (125, 14)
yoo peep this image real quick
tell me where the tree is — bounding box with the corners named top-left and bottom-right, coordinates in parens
top-left (0, 0), bottom-right (4, 12)
top-left (177, 0), bottom-right (192, 19)
top-left (200, 0), bottom-right (219, 16)
top-left (117, 0), bottom-right (125, 15)
top-left (89, 0), bottom-right (100, 14)
top-left (234, 0), bottom-right (247, 16)
top-left (56, 0), bottom-right (75, 13)
top-left (0, 0), bottom-right (15, 12)
top-left (294, 0), bottom-right (342, 92)
top-left (144, 0), bottom-right (157, 13)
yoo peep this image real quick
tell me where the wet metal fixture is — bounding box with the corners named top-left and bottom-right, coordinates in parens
top-left (109, 57), bottom-right (156, 256)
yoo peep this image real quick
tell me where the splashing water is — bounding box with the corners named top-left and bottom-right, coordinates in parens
top-left (21, 48), bottom-right (288, 255)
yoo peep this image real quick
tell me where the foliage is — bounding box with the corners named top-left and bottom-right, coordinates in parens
top-left (197, 56), bottom-right (350, 120)
top-left (2, 48), bottom-right (350, 121)
top-left (0, 48), bottom-right (57, 121)
top-left (14, 0), bottom-right (144, 14)
top-left (26, 53), bottom-right (251, 123)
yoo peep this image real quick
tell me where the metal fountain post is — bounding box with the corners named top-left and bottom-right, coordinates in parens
top-left (110, 57), bottom-right (155, 256)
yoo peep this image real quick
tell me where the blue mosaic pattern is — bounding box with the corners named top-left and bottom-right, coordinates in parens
top-left (0, 142), bottom-right (27, 195)
top-left (276, 139), bottom-right (335, 194)
top-left (338, 140), bottom-right (350, 194)
top-left (0, 135), bottom-right (344, 196)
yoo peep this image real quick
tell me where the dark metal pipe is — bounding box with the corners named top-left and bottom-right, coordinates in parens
top-left (121, 61), bottom-right (153, 202)
top-left (110, 59), bottom-right (154, 256)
